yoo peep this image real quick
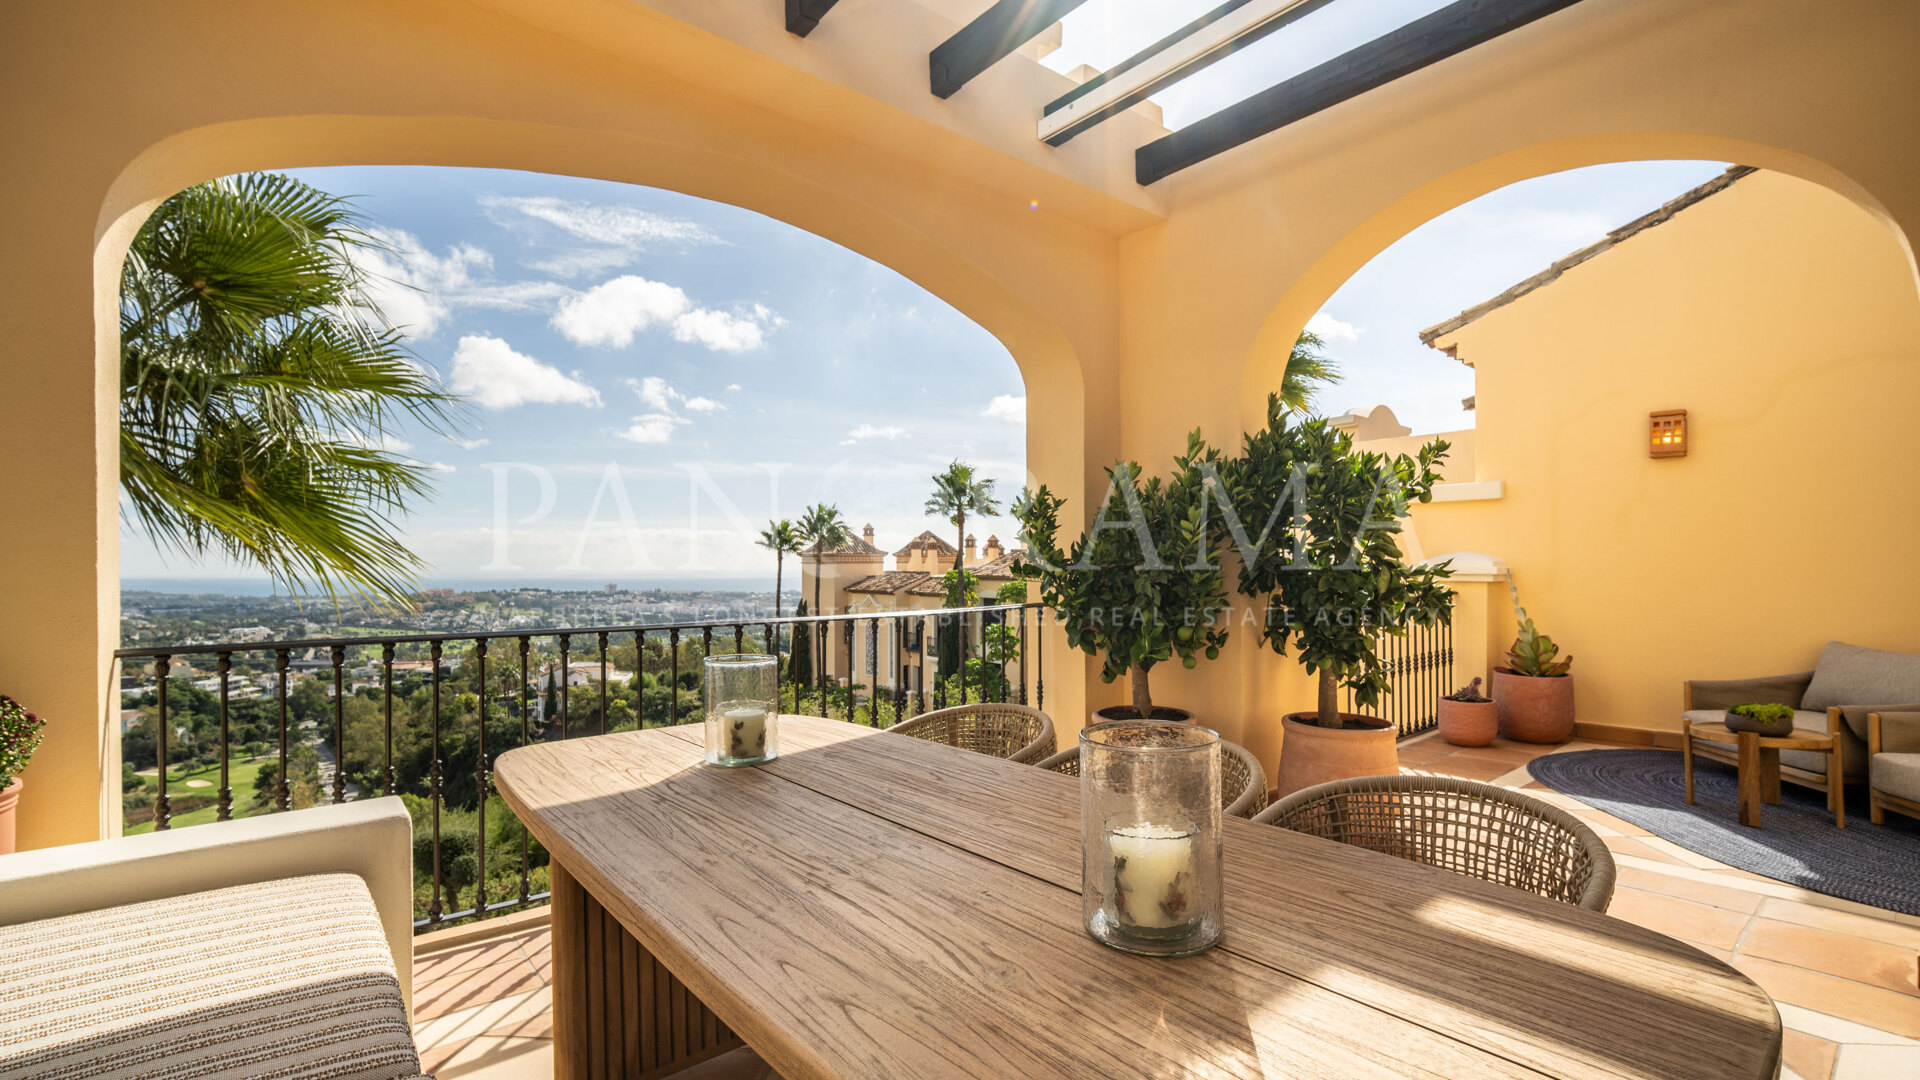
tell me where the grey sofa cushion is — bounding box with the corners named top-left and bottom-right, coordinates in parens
top-left (1873, 754), bottom-right (1920, 803)
top-left (1803, 641), bottom-right (1920, 712)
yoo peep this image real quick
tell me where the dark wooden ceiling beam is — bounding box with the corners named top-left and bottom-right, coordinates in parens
top-left (1135, 0), bottom-right (1588, 184)
top-left (1041, 0), bottom-right (1338, 146)
top-left (786, 0), bottom-right (841, 38)
top-left (930, 0), bottom-right (1091, 99)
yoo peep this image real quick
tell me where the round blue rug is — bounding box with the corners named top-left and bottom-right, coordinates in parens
top-left (1525, 749), bottom-right (1920, 916)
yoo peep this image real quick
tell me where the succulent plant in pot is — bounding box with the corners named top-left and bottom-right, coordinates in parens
top-left (1493, 572), bottom-right (1575, 743)
top-left (1012, 431), bottom-right (1231, 725)
top-left (0, 695), bottom-right (46, 854)
top-left (1438, 678), bottom-right (1498, 747)
top-left (1226, 395), bottom-right (1454, 794)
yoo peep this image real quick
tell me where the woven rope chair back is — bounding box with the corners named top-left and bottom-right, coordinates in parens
top-left (888, 704), bottom-right (1056, 764)
top-left (1251, 775), bottom-right (1616, 912)
top-left (1035, 739), bottom-right (1270, 819)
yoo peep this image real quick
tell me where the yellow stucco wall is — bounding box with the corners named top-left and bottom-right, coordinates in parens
top-left (2, 0), bottom-right (1919, 843)
top-left (1415, 169), bottom-right (1920, 733)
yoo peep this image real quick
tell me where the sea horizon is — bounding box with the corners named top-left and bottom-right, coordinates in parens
top-left (122, 576), bottom-right (786, 598)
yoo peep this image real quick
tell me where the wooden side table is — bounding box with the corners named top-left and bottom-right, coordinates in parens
top-left (1683, 718), bottom-right (1843, 828)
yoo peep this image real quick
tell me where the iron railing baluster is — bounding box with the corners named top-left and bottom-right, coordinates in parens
top-left (558, 633), bottom-right (571, 739)
top-left (274, 649), bottom-right (291, 811)
top-left (330, 645), bottom-right (347, 804)
top-left (518, 636), bottom-right (532, 902)
top-left (669, 629), bottom-right (680, 725)
top-left (598, 632), bottom-right (609, 736)
top-left (428, 639), bottom-right (444, 925)
top-left (215, 652), bottom-right (232, 821)
top-left (381, 644), bottom-right (396, 796)
top-left (475, 638), bottom-right (488, 920)
top-left (154, 656), bottom-right (171, 831)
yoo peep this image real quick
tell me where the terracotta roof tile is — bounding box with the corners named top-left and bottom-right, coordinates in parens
top-left (844, 571), bottom-right (930, 594)
top-left (891, 530), bottom-right (959, 558)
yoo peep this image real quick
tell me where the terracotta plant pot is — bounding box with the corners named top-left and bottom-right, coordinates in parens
top-left (1492, 669), bottom-right (1575, 744)
top-left (1437, 698), bottom-right (1498, 747)
top-left (1092, 705), bottom-right (1195, 725)
top-left (0, 777), bottom-right (19, 855)
top-left (1274, 713), bottom-right (1398, 798)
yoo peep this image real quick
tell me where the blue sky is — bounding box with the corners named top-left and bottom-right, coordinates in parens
top-left (120, 1), bottom-right (1730, 589)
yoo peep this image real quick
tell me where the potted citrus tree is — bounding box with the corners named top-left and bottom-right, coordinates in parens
top-left (1012, 431), bottom-right (1230, 723)
top-left (1493, 573), bottom-right (1574, 743)
top-left (1228, 397), bottom-right (1453, 795)
top-left (0, 694), bottom-right (46, 854)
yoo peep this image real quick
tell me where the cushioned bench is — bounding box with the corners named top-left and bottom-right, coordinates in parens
top-left (0, 798), bottom-right (425, 1080)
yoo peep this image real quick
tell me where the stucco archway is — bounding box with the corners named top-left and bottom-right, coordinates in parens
top-left (1239, 132), bottom-right (1917, 426)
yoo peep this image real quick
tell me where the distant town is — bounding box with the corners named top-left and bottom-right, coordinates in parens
top-left (121, 585), bottom-right (789, 652)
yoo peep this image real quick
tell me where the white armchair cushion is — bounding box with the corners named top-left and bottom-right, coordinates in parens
top-left (0, 873), bottom-right (423, 1080)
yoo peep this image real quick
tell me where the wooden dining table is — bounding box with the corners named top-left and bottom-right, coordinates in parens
top-left (494, 715), bottom-right (1782, 1080)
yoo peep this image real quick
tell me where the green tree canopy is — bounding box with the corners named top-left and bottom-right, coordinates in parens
top-left (924, 460), bottom-right (1001, 571)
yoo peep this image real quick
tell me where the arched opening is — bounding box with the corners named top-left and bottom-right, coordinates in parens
top-left (1244, 151), bottom-right (1920, 753)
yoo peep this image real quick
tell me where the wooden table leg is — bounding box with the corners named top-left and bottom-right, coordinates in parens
top-left (552, 859), bottom-right (592, 1080)
top-left (1758, 748), bottom-right (1783, 805)
top-left (1682, 721), bottom-right (1695, 805)
top-left (1737, 732), bottom-right (1763, 827)
top-left (549, 857), bottom-right (746, 1080)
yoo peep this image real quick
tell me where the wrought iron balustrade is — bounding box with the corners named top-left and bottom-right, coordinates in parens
top-left (1340, 620), bottom-right (1454, 739)
top-left (113, 602), bottom-right (1046, 931)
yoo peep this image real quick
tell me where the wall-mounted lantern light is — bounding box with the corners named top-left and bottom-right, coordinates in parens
top-left (1650, 409), bottom-right (1688, 458)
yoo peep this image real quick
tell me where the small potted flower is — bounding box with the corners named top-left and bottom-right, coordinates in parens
top-left (1438, 678), bottom-right (1497, 747)
top-left (0, 695), bottom-right (46, 854)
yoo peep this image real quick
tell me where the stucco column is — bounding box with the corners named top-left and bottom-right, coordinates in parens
top-left (0, 187), bottom-right (127, 848)
top-left (1427, 553), bottom-right (1512, 695)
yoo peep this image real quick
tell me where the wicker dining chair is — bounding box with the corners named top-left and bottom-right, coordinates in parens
top-left (1250, 775), bottom-right (1616, 912)
top-left (888, 703), bottom-right (1056, 764)
top-left (1037, 739), bottom-right (1270, 819)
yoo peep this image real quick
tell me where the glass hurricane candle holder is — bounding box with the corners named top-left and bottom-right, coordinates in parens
top-left (1081, 719), bottom-right (1223, 957)
top-left (704, 655), bottom-right (778, 767)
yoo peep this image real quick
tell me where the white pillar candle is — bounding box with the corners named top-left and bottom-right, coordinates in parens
top-left (1107, 824), bottom-right (1197, 931)
top-left (723, 704), bottom-right (769, 760)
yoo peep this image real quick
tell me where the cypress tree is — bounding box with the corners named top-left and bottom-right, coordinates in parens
top-left (789, 599), bottom-right (813, 689)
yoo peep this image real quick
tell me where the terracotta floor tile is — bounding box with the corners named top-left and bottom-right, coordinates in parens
top-left (1422, 757), bottom-right (1514, 782)
top-left (1576, 808), bottom-right (1652, 837)
top-left (1616, 866), bottom-right (1764, 914)
top-left (1448, 745), bottom-right (1550, 768)
top-left (415, 936), bottom-right (532, 983)
top-left (415, 986), bottom-right (554, 1050)
top-left (1607, 887), bottom-right (1754, 951)
top-left (1757, 897), bottom-right (1920, 953)
top-left (1740, 919), bottom-right (1920, 998)
top-left (1782, 1028), bottom-right (1839, 1080)
top-left (1603, 835), bottom-right (1687, 865)
top-left (1733, 956), bottom-right (1920, 1040)
top-left (420, 1034), bottom-right (554, 1080)
top-left (1395, 740), bottom-right (1455, 765)
top-left (485, 1004), bottom-right (555, 1040)
top-left (416, 957), bottom-right (546, 1021)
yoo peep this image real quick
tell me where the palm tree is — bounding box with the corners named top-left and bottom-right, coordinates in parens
top-left (923, 461), bottom-right (1000, 572)
top-left (119, 172), bottom-right (458, 608)
top-left (1279, 329), bottom-right (1343, 415)
top-left (755, 519), bottom-right (803, 619)
top-left (795, 504), bottom-right (851, 686)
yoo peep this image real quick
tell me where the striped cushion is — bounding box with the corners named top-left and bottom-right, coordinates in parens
top-left (0, 873), bottom-right (424, 1080)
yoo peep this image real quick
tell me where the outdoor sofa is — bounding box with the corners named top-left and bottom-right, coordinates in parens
top-left (1868, 709), bottom-right (1920, 825)
top-left (0, 797), bottom-right (428, 1079)
top-left (1684, 640), bottom-right (1920, 814)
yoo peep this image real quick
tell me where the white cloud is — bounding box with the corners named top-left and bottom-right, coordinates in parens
top-left (671, 307), bottom-right (768, 352)
top-left (526, 247), bottom-right (639, 280)
top-left (553, 277), bottom-right (783, 353)
top-left (357, 229), bottom-right (569, 338)
top-left (424, 461), bottom-right (458, 473)
top-left (552, 276), bottom-right (693, 348)
top-left (682, 397), bottom-right (724, 413)
top-left (480, 195), bottom-right (718, 249)
top-left (840, 423), bottom-right (907, 446)
top-left (448, 436), bottom-right (490, 451)
top-left (725, 383), bottom-right (742, 392)
top-left (449, 334), bottom-right (602, 410)
top-left (983, 394), bottom-right (1025, 422)
top-left (616, 414), bottom-right (689, 445)
top-left (1307, 312), bottom-right (1364, 341)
